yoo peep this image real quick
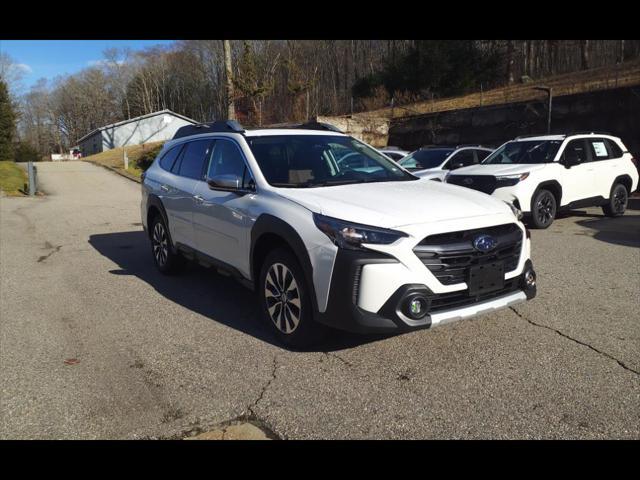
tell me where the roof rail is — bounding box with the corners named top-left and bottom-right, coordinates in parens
top-left (172, 120), bottom-right (244, 139)
top-left (514, 133), bottom-right (555, 139)
top-left (569, 131), bottom-right (614, 136)
top-left (298, 121), bottom-right (344, 133)
top-left (455, 144), bottom-right (483, 148)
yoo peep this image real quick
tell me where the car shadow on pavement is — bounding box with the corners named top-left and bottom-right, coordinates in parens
top-left (89, 230), bottom-right (392, 352)
top-left (575, 214), bottom-right (640, 248)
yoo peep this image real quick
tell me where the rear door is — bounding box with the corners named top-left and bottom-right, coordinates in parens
top-left (585, 138), bottom-right (623, 199)
top-left (167, 139), bottom-right (213, 248)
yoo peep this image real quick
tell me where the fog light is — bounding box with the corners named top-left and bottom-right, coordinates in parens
top-left (524, 269), bottom-right (536, 287)
top-left (403, 294), bottom-right (429, 320)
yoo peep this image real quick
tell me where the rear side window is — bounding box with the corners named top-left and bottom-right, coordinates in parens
top-left (177, 140), bottom-right (213, 180)
top-left (605, 139), bottom-right (623, 158)
top-left (588, 139), bottom-right (612, 161)
top-left (447, 150), bottom-right (476, 169)
top-left (158, 144), bottom-right (183, 171)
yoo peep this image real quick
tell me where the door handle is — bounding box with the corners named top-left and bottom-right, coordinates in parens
top-left (160, 184), bottom-right (170, 192)
top-left (194, 195), bottom-right (205, 204)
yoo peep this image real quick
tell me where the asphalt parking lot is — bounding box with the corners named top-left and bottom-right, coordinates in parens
top-left (1, 161), bottom-right (638, 439)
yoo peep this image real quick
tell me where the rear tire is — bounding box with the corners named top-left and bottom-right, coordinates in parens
top-left (602, 183), bottom-right (628, 217)
top-left (259, 248), bottom-right (327, 348)
top-left (529, 189), bottom-right (557, 229)
top-left (149, 214), bottom-right (183, 274)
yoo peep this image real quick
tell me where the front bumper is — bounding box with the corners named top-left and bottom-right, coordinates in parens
top-left (314, 249), bottom-right (537, 334)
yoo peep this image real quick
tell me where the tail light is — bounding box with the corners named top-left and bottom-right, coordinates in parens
top-left (631, 157), bottom-right (637, 168)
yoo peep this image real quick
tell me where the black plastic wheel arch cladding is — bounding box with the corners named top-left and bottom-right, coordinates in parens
top-left (146, 194), bottom-right (175, 250)
top-left (250, 214), bottom-right (319, 314)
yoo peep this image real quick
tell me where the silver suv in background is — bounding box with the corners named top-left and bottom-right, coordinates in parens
top-left (378, 146), bottom-right (410, 162)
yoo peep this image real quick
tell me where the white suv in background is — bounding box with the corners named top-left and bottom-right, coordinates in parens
top-left (398, 145), bottom-right (494, 181)
top-left (141, 121), bottom-right (537, 347)
top-left (446, 133), bottom-right (639, 228)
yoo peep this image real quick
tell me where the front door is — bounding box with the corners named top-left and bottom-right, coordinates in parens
top-left (192, 139), bottom-right (255, 276)
top-left (557, 139), bottom-right (596, 205)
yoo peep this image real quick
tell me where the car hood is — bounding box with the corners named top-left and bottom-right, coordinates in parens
top-left (450, 163), bottom-right (547, 176)
top-left (275, 178), bottom-right (513, 229)
top-left (414, 169), bottom-right (443, 179)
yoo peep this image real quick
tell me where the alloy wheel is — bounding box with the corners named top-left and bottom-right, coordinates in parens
top-left (264, 263), bottom-right (301, 334)
top-left (536, 193), bottom-right (555, 226)
top-left (613, 187), bottom-right (627, 213)
top-left (152, 222), bottom-right (169, 267)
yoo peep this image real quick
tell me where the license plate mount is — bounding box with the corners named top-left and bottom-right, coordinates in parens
top-left (467, 262), bottom-right (505, 296)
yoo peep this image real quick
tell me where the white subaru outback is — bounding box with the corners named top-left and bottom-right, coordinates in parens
top-left (446, 133), bottom-right (639, 228)
top-left (141, 121), bottom-right (537, 347)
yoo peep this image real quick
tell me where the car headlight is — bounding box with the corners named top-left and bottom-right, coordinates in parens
top-left (313, 213), bottom-right (407, 250)
top-left (504, 201), bottom-right (523, 220)
top-left (496, 172), bottom-right (529, 186)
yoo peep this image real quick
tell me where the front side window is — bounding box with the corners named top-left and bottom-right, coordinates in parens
top-left (247, 135), bottom-right (415, 187)
top-left (177, 140), bottom-right (212, 180)
top-left (562, 139), bottom-right (589, 164)
top-left (475, 149), bottom-right (491, 161)
top-left (483, 140), bottom-right (562, 165)
top-left (206, 139), bottom-right (253, 188)
top-left (399, 149), bottom-right (454, 170)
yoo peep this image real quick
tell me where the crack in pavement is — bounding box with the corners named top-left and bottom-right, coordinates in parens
top-left (249, 355), bottom-right (279, 415)
top-left (37, 245), bottom-right (62, 263)
top-left (510, 306), bottom-right (639, 376)
top-left (322, 351), bottom-right (353, 368)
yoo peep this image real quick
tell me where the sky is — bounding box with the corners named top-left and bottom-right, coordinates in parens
top-left (0, 40), bottom-right (176, 93)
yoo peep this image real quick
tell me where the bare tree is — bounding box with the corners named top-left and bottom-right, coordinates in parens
top-left (223, 40), bottom-right (236, 120)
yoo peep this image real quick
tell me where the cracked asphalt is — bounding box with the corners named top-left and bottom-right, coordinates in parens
top-left (1, 161), bottom-right (638, 439)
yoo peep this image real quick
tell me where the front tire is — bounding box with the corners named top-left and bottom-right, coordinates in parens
top-left (259, 248), bottom-right (327, 348)
top-left (530, 189), bottom-right (557, 229)
top-left (602, 183), bottom-right (628, 217)
top-left (150, 214), bottom-right (183, 274)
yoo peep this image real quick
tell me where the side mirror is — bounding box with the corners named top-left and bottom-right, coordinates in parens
top-left (450, 161), bottom-right (465, 170)
top-left (207, 174), bottom-right (254, 194)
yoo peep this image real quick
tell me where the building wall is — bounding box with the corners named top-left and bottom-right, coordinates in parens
top-left (78, 132), bottom-right (104, 157)
top-left (316, 115), bottom-right (390, 147)
top-left (102, 114), bottom-right (194, 151)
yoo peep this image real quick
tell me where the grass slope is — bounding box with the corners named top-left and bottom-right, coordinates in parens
top-left (0, 161), bottom-right (27, 195)
top-left (82, 142), bottom-right (164, 179)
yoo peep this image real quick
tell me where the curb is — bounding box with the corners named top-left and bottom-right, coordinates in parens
top-left (83, 160), bottom-right (141, 184)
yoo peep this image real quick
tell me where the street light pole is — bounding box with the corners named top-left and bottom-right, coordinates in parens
top-left (533, 86), bottom-right (553, 134)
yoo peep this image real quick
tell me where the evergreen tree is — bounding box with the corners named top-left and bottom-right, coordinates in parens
top-left (0, 80), bottom-right (17, 160)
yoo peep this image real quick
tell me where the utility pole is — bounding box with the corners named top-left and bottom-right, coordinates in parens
top-left (533, 86), bottom-right (553, 134)
top-left (223, 40), bottom-right (236, 121)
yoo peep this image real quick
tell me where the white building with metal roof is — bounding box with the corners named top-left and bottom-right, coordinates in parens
top-left (77, 109), bottom-right (197, 156)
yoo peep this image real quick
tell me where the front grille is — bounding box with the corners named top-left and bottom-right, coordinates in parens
top-left (414, 223), bottom-right (523, 286)
top-left (447, 175), bottom-right (497, 194)
top-left (429, 278), bottom-right (520, 312)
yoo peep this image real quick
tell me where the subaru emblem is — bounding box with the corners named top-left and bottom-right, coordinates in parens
top-left (464, 178), bottom-right (474, 185)
top-left (473, 234), bottom-right (498, 253)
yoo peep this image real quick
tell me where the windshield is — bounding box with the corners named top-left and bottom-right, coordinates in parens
top-left (247, 135), bottom-right (416, 187)
top-left (399, 149), bottom-right (454, 170)
top-left (483, 140), bottom-right (562, 164)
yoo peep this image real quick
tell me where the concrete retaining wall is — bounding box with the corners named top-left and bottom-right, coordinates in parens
top-left (388, 86), bottom-right (640, 158)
